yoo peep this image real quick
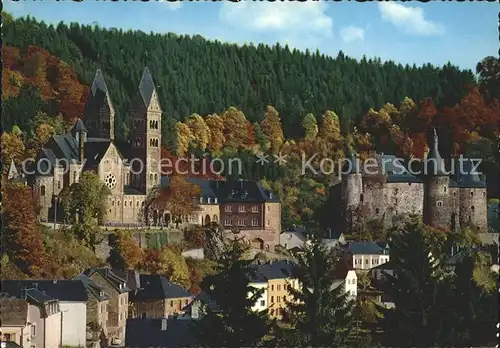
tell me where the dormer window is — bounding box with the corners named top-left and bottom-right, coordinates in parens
top-left (207, 197), bottom-right (212, 204)
top-left (200, 197), bottom-right (204, 204)
top-left (119, 284), bottom-right (123, 290)
top-left (100, 291), bottom-right (104, 297)
top-left (214, 198), bottom-right (218, 204)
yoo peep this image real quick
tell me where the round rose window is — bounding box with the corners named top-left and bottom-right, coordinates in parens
top-left (105, 173), bottom-right (117, 190)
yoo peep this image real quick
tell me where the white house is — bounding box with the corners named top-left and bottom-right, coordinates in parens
top-left (331, 267), bottom-right (357, 300)
top-left (2, 280), bottom-right (88, 347)
top-left (248, 282), bottom-right (268, 313)
top-left (340, 241), bottom-right (390, 270)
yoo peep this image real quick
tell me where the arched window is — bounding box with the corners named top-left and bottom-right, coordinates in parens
top-left (117, 200), bottom-right (120, 206)
top-left (444, 187), bottom-right (447, 193)
top-left (375, 208), bottom-right (379, 214)
top-left (436, 201), bottom-right (443, 207)
top-left (150, 173), bottom-right (153, 181)
top-left (112, 200), bottom-right (115, 206)
top-left (130, 201), bottom-right (132, 206)
top-left (471, 206), bottom-right (475, 212)
top-left (154, 173), bottom-right (158, 182)
top-left (124, 201), bottom-right (127, 207)
top-left (136, 201), bottom-right (139, 207)
top-left (470, 191), bottom-right (474, 196)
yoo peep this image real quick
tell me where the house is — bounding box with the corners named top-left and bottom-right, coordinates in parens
top-left (73, 275), bottom-right (110, 337)
top-left (369, 261), bottom-right (396, 284)
top-left (249, 260), bottom-right (298, 319)
top-left (247, 270), bottom-right (268, 313)
top-left (84, 268), bottom-right (131, 346)
top-left (130, 275), bottom-right (193, 318)
top-left (125, 318), bottom-right (198, 348)
top-left (280, 229), bottom-right (307, 250)
top-left (331, 266), bottom-right (357, 300)
top-left (2, 280), bottom-right (88, 347)
top-left (340, 241), bottom-right (390, 270)
top-left (186, 291), bottom-right (219, 319)
top-left (0, 288), bottom-right (62, 348)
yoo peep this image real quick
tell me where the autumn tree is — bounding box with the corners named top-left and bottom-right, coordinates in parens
top-left (3, 182), bottom-right (48, 276)
top-left (185, 113), bottom-right (210, 152)
top-left (205, 113), bottom-right (225, 153)
top-left (260, 105), bottom-right (284, 152)
top-left (175, 122), bottom-right (194, 157)
top-left (222, 107), bottom-right (249, 149)
top-left (158, 246), bottom-right (191, 289)
top-left (108, 230), bottom-right (144, 270)
top-left (147, 175), bottom-right (201, 224)
top-left (302, 113), bottom-right (318, 140)
top-left (1, 131), bottom-right (26, 169)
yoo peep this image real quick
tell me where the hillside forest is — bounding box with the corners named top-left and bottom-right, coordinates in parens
top-left (2, 12), bottom-right (499, 232)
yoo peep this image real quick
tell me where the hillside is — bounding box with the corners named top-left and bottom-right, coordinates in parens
top-left (2, 12), bottom-right (476, 142)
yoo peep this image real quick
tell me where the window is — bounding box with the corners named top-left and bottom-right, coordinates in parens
top-left (150, 173), bottom-right (153, 181)
top-left (260, 300), bottom-right (265, 306)
top-left (471, 206), bottom-right (475, 212)
top-left (277, 296), bottom-right (281, 303)
top-left (238, 205), bottom-right (246, 213)
top-left (58, 181), bottom-right (61, 190)
top-left (225, 205), bottom-right (232, 212)
top-left (444, 187), bottom-right (447, 193)
top-left (237, 218), bottom-right (246, 226)
top-left (31, 324), bottom-right (36, 336)
top-left (271, 296), bottom-right (274, 303)
top-left (372, 259), bottom-right (375, 264)
top-left (436, 201), bottom-right (443, 207)
top-left (470, 191), bottom-right (474, 196)
top-left (375, 208), bottom-right (379, 214)
top-left (117, 200), bottom-right (120, 206)
top-left (129, 201), bottom-right (132, 206)
top-left (277, 285), bottom-right (281, 291)
top-left (112, 200), bottom-right (115, 206)
top-left (170, 300), bottom-right (174, 307)
top-left (154, 173), bottom-right (158, 182)
top-left (270, 309), bottom-right (275, 316)
top-left (251, 218), bottom-right (258, 226)
top-left (283, 296), bottom-right (286, 302)
top-left (252, 205), bottom-right (259, 213)
top-left (365, 259), bottom-right (369, 264)
top-left (271, 285), bottom-right (274, 291)
top-left (224, 219), bottom-right (232, 226)
top-left (124, 201), bottom-right (127, 206)
top-left (360, 194), bottom-right (364, 203)
top-left (40, 185), bottom-right (46, 196)
top-left (267, 206), bottom-right (271, 212)
top-left (137, 201), bottom-right (140, 207)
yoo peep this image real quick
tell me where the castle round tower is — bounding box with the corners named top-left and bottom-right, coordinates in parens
top-left (457, 159), bottom-right (488, 232)
top-left (342, 153), bottom-right (363, 230)
top-left (423, 129), bottom-right (452, 229)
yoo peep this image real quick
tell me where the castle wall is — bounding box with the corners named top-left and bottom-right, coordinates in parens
top-left (263, 202), bottom-right (281, 248)
top-left (459, 188), bottom-right (488, 232)
top-left (35, 176), bottom-right (54, 221)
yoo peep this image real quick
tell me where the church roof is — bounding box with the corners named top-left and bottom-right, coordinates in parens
top-left (91, 69), bottom-right (109, 96)
top-left (83, 140), bottom-right (112, 167)
top-left (71, 118), bottom-right (88, 133)
top-left (138, 67), bottom-right (156, 108)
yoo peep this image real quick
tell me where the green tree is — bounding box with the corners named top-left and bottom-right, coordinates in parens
top-left (301, 113), bottom-right (318, 140)
top-left (194, 238), bottom-right (271, 348)
top-left (279, 239), bottom-right (355, 347)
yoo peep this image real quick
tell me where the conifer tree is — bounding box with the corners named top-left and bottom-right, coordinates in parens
top-left (278, 239), bottom-right (355, 347)
top-left (194, 238), bottom-right (271, 348)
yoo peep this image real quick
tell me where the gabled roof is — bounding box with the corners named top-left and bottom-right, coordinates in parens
top-left (1, 282), bottom-right (58, 305)
top-left (135, 275), bottom-right (191, 301)
top-left (138, 67), bottom-right (157, 109)
top-left (73, 274), bottom-right (109, 301)
top-left (0, 295), bottom-right (28, 326)
top-left (71, 118), bottom-right (88, 133)
top-left (84, 268), bottom-right (131, 293)
top-left (91, 69), bottom-right (109, 96)
top-left (111, 269), bottom-right (142, 292)
top-left (1, 280), bottom-right (88, 302)
top-left (250, 260), bottom-right (296, 282)
top-left (83, 140), bottom-right (112, 167)
top-left (345, 241), bottom-right (388, 255)
top-left (160, 176), bottom-right (216, 199)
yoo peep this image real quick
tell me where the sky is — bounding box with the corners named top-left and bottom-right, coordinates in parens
top-left (3, 0), bottom-right (498, 71)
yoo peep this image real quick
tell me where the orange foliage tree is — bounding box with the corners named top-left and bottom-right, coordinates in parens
top-left (108, 230), bottom-right (144, 270)
top-left (3, 182), bottom-right (48, 276)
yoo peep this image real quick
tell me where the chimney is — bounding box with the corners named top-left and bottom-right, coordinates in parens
top-left (53, 280), bottom-right (57, 284)
top-left (79, 132), bottom-right (85, 163)
top-left (269, 192), bottom-right (273, 200)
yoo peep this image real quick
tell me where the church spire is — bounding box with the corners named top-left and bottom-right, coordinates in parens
top-left (138, 67), bottom-right (157, 109)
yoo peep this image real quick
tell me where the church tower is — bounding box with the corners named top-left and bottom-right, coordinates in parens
top-left (129, 68), bottom-right (162, 195)
top-left (423, 129), bottom-right (451, 229)
top-left (84, 70), bottom-right (115, 140)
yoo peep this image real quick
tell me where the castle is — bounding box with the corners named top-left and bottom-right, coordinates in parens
top-left (27, 68), bottom-right (281, 250)
top-left (340, 130), bottom-right (488, 233)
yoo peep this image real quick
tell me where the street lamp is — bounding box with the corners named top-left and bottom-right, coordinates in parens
top-left (53, 195), bottom-right (58, 230)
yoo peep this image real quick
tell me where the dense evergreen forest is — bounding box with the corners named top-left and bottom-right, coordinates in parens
top-left (2, 12), bottom-right (476, 141)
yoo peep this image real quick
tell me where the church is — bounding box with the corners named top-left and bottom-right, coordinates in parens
top-left (26, 68), bottom-right (282, 250)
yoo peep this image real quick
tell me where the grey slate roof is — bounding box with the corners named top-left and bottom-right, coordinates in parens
top-left (373, 154), bottom-right (423, 183)
top-left (425, 128), bottom-right (446, 176)
top-left (126, 318), bottom-right (199, 348)
top-left (83, 140), bottom-right (112, 167)
top-left (134, 275), bottom-right (191, 301)
top-left (453, 158), bottom-right (486, 188)
top-left (73, 274), bottom-right (109, 301)
top-left (249, 260), bottom-right (296, 282)
top-left (84, 268), bottom-right (131, 293)
top-left (160, 177), bottom-right (280, 203)
top-left (71, 118), bottom-right (88, 133)
top-left (0, 295), bottom-right (28, 326)
top-left (345, 241), bottom-right (388, 255)
top-left (138, 67), bottom-right (156, 108)
top-left (1, 280), bottom-right (88, 302)
top-left (91, 69), bottom-right (109, 96)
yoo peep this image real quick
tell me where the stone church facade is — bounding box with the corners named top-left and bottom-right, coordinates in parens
top-left (27, 68), bottom-right (282, 249)
top-left (341, 130), bottom-right (488, 233)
